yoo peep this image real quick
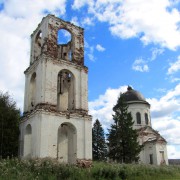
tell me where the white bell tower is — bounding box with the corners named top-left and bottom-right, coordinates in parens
top-left (19, 15), bottom-right (92, 163)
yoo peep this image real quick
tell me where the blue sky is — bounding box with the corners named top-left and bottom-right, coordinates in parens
top-left (0, 0), bottom-right (179, 159)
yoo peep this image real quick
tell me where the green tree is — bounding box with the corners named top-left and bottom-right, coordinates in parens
top-left (92, 119), bottom-right (107, 161)
top-left (0, 92), bottom-right (20, 158)
top-left (107, 94), bottom-right (142, 163)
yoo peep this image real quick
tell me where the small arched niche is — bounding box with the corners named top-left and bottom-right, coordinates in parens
top-left (57, 122), bottom-right (77, 163)
top-left (24, 124), bottom-right (32, 158)
top-left (57, 69), bottom-right (75, 111)
top-left (29, 72), bottom-right (36, 110)
top-left (34, 30), bottom-right (42, 59)
top-left (57, 29), bottom-right (73, 61)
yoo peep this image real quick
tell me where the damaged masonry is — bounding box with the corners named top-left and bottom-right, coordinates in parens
top-left (19, 15), bottom-right (92, 165)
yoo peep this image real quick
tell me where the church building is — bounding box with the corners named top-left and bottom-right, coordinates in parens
top-left (122, 86), bottom-right (168, 165)
top-left (19, 15), bottom-right (92, 163)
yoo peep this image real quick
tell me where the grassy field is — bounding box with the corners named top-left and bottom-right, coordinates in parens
top-left (0, 158), bottom-right (180, 180)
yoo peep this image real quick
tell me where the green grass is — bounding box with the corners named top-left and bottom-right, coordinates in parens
top-left (0, 158), bottom-right (180, 180)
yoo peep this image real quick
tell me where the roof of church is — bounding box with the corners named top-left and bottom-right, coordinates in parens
top-left (137, 126), bottom-right (167, 144)
top-left (121, 86), bottom-right (150, 105)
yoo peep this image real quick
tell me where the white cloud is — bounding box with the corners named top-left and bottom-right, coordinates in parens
top-left (70, 16), bottom-right (80, 26)
top-left (82, 17), bottom-right (94, 26)
top-left (147, 84), bottom-right (180, 118)
top-left (71, 0), bottom-right (88, 10)
top-left (150, 48), bottom-right (164, 61)
top-left (88, 46), bottom-right (96, 61)
top-left (89, 85), bottom-right (127, 129)
top-left (167, 145), bottom-right (180, 159)
top-left (132, 58), bottom-right (149, 72)
top-left (74, 0), bottom-right (180, 50)
top-left (167, 56), bottom-right (180, 74)
top-left (170, 77), bottom-right (180, 83)
top-left (0, 0), bottom-right (67, 110)
top-left (96, 44), bottom-right (106, 52)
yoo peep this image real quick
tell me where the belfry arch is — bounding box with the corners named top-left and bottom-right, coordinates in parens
top-left (34, 30), bottom-right (42, 59)
top-left (57, 29), bottom-right (73, 61)
top-left (57, 69), bottom-right (75, 111)
top-left (57, 123), bottom-right (77, 163)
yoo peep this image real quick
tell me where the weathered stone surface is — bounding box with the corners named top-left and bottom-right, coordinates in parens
top-left (19, 15), bottom-right (92, 164)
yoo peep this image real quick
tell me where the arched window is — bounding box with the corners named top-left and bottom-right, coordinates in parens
top-left (57, 29), bottom-right (72, 61)
top-left (57, 70), bottom-right (75, 111)
top-left (35, 31), bottom-right (42, 48)
top-left (34, 31), bottom-right (42, 59)
top-left (136, 112), bottom-right (141, 124)
top-left (29, 72), bottom-right (36, 110)
top-left (145, 113), bottom-right (149, 125)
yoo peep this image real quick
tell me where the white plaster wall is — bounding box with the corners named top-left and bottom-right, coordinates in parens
top-left (24, 58), bottom-right (88, 112)
top-left (43, 59), bottom-right (88, 111)
top-left (20, 111), bottom-right (92, 160)
top-left (155, 143), bottom-right (169, 165)
top-left (19, 112), bottom-right (42, 158)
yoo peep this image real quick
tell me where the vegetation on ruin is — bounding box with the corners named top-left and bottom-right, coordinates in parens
top-left (0, 158), bottom-right (180, 180)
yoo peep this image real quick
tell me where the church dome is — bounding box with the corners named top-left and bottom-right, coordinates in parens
top-left (122, 86), bottom-right (149, 104)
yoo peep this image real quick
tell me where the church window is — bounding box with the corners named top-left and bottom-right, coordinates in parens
top-left (29, 72), bottom-right (36, 109)
top-left (57, 29), bottom-right (72, 61)
top-left (149, 154), bottom-right (153, 164)
top-left (145, 113), bottom-right (149, 125)
top-left (136, 112), bottom-right (141, 124)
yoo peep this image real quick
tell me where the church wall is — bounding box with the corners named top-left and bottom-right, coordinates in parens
top-left (20, 110), bottom-right (92, 160)
top-left (128, 103), bottom-right (151, 129)
top-left (140, 142), bottom-right (157, 165)
top-left (155, 143), bottom-right (169, 165)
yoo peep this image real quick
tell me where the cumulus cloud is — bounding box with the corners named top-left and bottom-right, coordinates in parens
top-left (150, 48), bottom-right (164, 61)
top-left (0, 0), bottom-right (67, 110)
top-left (89, 84), bottom-right (180, 158)
top-left (167, 56), bottom-right (180, 75)
top-left (147, 84), bottom-right (180, 118)
top-left (89, 86), bottom-right (127, 129)
top-left (70, 16), bottom-right (80, 26)
top-left (132, 58), bottom-right (149, 72)
top-left (96, 44), bottom-right (105, 52)
top-left (72, 0), bottom-right (180, 50)
top-left (71, 0), bottom-right (88, 10)
top-left (81, 17), bottom-right (94, 26)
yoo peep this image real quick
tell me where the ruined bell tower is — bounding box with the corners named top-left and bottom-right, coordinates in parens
top-left (19, 15), bottom-right (92, 163)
